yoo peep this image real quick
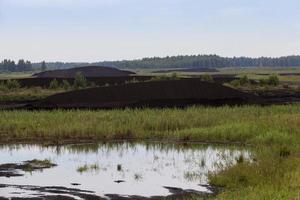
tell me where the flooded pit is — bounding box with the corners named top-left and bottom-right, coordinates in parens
top-left (0, 142), bottom-right (250, 199)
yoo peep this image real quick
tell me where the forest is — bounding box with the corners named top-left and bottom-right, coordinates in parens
top-left (99, 55), bottom-right (300, 69)
top-left (35, 55), bottom-right (300, 70)
top-left (2, 55), bottom-right (300, 72)
top-left (0, 59), bottom-right (33, 72)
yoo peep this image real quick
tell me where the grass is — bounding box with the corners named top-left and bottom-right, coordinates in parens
top-left (0, 87), bottom-right (66, 102)
top-left (22, 159), bottom-right (56, 172)
top-left (0, 105), bottom-right (299, 146)
top-left (218, 66), bottom-right (300, 75)
top-left (208, 152), bottom-right (300, 200)
top-left (237, 73), bottom-right (300, 84)
top-left (0, 105), bottom-right (299, 199)
top-left (0, 72), bottom-right (34, 79)
top-left (76, 163), bottom-right (100, 173)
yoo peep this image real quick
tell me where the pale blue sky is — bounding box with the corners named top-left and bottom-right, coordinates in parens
top-left (0, 0), bottom-right (299, 62)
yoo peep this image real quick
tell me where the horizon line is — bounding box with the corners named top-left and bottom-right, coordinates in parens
top-left (2, 54), bottom-right (300, 64)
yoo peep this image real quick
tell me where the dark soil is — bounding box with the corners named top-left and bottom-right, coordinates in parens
top-left (0, 76), bottom-right (153, 88)
top-left (249, 89), bottom-right (300, 104)
top-left (153, 68), bottom-right (219, 73)
top-left (189, 74), bottom-right (238, 84)
top-left (0, 75), bottom-right (235, 89)
top-left (256, 73), bottom-right (300, 76)
top-left (33, 66), bottom-right (135, 78)
top-left (0, 184), bottom-right (217, 200)
top-left (27, 79), bottom-right (260, 109)
top-left (0, 160), bottom-right (57, 177)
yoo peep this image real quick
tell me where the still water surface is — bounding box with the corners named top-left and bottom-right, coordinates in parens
top-left (0, 142), bottom-right (250, 198)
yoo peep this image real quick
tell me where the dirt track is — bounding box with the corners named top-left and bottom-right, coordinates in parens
top-left (28, 80), bottom-right (260, 109)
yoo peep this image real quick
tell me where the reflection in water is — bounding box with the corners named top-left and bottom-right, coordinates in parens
top-left (0, 142), bottom-right (251, 198)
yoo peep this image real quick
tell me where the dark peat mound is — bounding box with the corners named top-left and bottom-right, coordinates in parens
top-left (33, 66), bottom-right (135, 78)
top-left (28, 79), bottom-right (260, 109)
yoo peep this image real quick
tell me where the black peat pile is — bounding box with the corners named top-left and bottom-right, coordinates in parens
top-left (189, 74), bottom-right (238, 84)
top-left (6, 76), bottom-right (152, 88)
top-left (153, 68), bottom-right (219, 73)
top-left (29, 80), bottom-right (260, 109)
top-left (33, 66), bottom-right (135, 78)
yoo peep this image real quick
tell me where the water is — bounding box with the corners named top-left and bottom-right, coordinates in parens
top-left (0, 142), bottom-right (250, 198)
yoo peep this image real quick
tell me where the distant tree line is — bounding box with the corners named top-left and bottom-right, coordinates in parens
top-left (97, 55), bottom-right (300, 69)
top-left (36, 55), bottom-right (300, 70)
top-left (3, 55), bottom-right (300, 72)
top-left (0, 59), bottom-right (33, 72)
top-left (32, 62), bottom-right (88, 70)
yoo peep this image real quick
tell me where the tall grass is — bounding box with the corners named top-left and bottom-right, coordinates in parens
top-left (0, 105), bottom-right (300, 147)
top-left (0, 87), bottom-right (65, 102)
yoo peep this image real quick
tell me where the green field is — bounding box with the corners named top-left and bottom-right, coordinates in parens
top-left (0, 72), bottom-right (35, 79)
top-left (0, 105), bottom-right (299, 199)
top-left (0, 87), bottom-right (66, 102)
top-left (0, 105), bottom-right (299, 146)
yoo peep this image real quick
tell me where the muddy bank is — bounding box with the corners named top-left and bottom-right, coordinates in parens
top-left (0, 160), bottom-right (56, 178)
top-left (246, 89), bottom-right (300, 105)
top-left (0, 184), bottom-right (218, 200)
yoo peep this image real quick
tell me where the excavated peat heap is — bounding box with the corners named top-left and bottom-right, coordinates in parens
top-left (3, 76), bottom-right (152, 88)
top-left (28, 79), bottom-right (260, 109)
top-left (33, 66), bottom-right (135, 78)
top-left (153, 68), bottom-right (219, 73)
top-left (0, 76), bottom-right (235, 88)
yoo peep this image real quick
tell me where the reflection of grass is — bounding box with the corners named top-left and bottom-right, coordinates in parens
top-left (134, 173), bottom-right (143, 181)
top-left (235, 154), bottom-right (244, 164)
top-left (77, 163), bottom-right (100, 174)
top-left (77, 165), bottom-right (89, 173)
top-left (117, 164), bottom-right (122, 171)
top-left (200, 158), bottom-right (206, 168)
top-left (184, 171), bottom-right (203, 182)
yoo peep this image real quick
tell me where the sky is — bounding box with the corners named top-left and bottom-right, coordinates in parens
top-left (0, 0), bottom-right (300, 62)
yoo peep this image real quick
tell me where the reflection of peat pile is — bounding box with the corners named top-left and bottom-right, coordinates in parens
top-left (29, 79), bottom-right (260, 109)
